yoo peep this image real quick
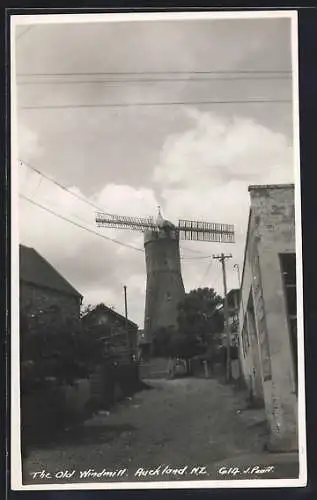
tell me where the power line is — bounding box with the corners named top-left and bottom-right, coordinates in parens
top-left (20, 193), bottom-right (213, 261)
top-left (16, 26), bottom-right (34, 41)
top-left (181, 255), bottom-right (211, 261)
top-left (19, 194), bottom-right (144, 253)
top-left (17, 75), bottom-right (291, 85)
top-left (20, 98), bottom-right (291, 110)
top-left (19, 160), bottom-right (113, 216)
top-left (20, 162), bottom-right (225, 261)
top-left (17, 70), bottom-right (292, 77)
top-left (213, 253), bottom-right (233, 382)
top-left (199, 259), bottom-right (213, 287)
top-left (180, 245), bottom-right (209, 256)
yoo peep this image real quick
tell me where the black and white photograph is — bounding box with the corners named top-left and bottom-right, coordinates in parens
top-left (11, 10), bottom-right (306, 490)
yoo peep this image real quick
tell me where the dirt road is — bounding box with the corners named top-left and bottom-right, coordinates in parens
top-left (22, 377), bottom-right (298, 485)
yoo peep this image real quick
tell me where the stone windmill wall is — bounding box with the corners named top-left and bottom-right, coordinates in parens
top-left (143, 224), bottom-right (185, 343)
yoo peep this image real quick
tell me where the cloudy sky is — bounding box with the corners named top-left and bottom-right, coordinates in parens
top-left (14, 13), bottom-right (295, 326)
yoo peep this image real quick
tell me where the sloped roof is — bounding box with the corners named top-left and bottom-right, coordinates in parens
top-left (82, 303), bottom-right (138, 329)
top-left (20, 244), bottom-right (82, 298)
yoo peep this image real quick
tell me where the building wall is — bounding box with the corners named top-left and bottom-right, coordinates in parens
top-left (82, 307), bottom-right (138, 353)
top-left (20, 281), bottom-right (81, 332)
top-left (144, 227), bottom-right (185, 340)
top-left (238, 185), bottom-right (298, 451)
top-left (239, 252), bottom-right (265, 406)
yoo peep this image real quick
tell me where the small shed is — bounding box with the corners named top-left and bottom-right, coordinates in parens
top-left (81, 303), bottom-right (138, 361)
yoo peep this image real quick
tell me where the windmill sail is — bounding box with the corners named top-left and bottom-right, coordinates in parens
top-left (178, 219), bottom-right (235, 243)
top-left (96, 212), bottom-right (157, 231)
top-left (96, 210), bottom-right (235, 343)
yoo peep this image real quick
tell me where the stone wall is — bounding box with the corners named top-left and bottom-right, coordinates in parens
top-left (20, 281), bottom-right (81, 332)
top-left (238, 255), bottom-right (265, 407)
top-left (238, 185), bottom-right (298, 452)
top-left (144, 228), bottom-right (185, 339)
top-left (238, 230), bottom-right (254, 394)
top-left (82, 307), bottom-right (138, 355)
top-left (251, 185), bottom-right (297, 451)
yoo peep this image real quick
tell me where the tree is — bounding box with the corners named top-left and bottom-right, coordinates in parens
top-left (168, 332), bottom-right (204, 359)
top-left (151, 288), bottom-right (224, 361)
top-left (80, 303), bottom-right (93, 318)
top-left (177, 287), bottom-right (224, 340)
top-left (20, 309), bottom-right (104, 392)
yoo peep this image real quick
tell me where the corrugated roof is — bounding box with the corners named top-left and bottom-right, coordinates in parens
top-left (20, 244), bottom-right (82, 298)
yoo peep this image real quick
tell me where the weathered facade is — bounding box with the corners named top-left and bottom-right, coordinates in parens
top-left (20, 244), bottom-right (82, 332)
top-left (238, 184), bottom-right (298, 452)
top-left (227, 289), bottom-right (240, 347)
top-left (81, 304), bottom-right (139, 409)
top-left (214, 289), bottom-right (239, 347)
top-left (143, 219), bottom-right (185, 342)
top-left (81, 303), bottom-right (138, 360)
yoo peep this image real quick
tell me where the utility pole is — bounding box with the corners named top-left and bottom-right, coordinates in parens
top-left (123, 285), bottom-right (129, 348)
top-left (213, 253), bottom-right (232, 382)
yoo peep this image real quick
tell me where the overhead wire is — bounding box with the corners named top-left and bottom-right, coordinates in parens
top-left (199, 259), bottom-right (213, 287)
top-left (16, 26), bottom-right (34, 41)
top-left (181, 256), bottom-right (211, 261)
top-left (19, 160), bottom-right (113, 216)
top-left (180, 244), bottom-right (212, 255)
top-left (19, 165), bottom-right (216, 260)
top-left (18, 69), bottom-right (291, 110)
top-left (17, 75), bottom-right (291, 85)
top-left (20, 161), bottom-right (233, 261)
top-left (20, 191), bottom-right (220, 261)
top-left (19, 194), bottom-right (145, 253)
top-left (20, 193), bottom-right (218, 260)
top-left (17, 69), bottom-right (292, 77)
top-left (19, 98), bottom-right (291, 110)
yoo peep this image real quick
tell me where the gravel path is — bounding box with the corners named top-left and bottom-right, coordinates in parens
top-left (23, 377), bottom-right (298, 485)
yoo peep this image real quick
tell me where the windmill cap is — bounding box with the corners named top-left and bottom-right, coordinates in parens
top-left (156, 206), bottom-right (175, 228)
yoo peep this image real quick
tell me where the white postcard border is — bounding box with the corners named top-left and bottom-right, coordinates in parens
top-left (10, 9), bottom-right (306, 490)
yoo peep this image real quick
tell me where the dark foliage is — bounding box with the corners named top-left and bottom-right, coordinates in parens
top-left (20, 310), bottom-right (104, 393)
top-left (177, 287), bottom-right (224, 340)
top-left (152, 288), bottom-right (224, 360)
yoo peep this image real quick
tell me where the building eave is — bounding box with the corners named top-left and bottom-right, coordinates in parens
top-left (248, 183), bottom-right (295, 192)
top-left (20, 278), bottom-right (83, 300)
top-left (240, 208), bottom-right (252, 294)
top-left (82, 303), bottom-right (138, 329)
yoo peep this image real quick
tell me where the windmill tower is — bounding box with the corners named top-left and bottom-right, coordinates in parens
top-left (96, 208), bottom-right (235, 343)
top-left (143, 207), bottom-right (185, 339)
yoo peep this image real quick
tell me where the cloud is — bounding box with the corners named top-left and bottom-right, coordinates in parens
top-left (19, 163), bottom-right (158, 325)
top-left (154, 108), bottom-right (293, 189)
top-left (16, 17), bottom-right (294, 329)
top-left (18, 123), bottom-right (43, 160)
top-left (153, 108), bottom-right (294, 297)
top-left (18, 109), bottom-right (294, 327)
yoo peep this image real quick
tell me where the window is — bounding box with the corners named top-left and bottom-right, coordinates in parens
top-left (280, 253), bottom-right (297, 393)
top-left (166, 292), bottom-right (172, 301)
